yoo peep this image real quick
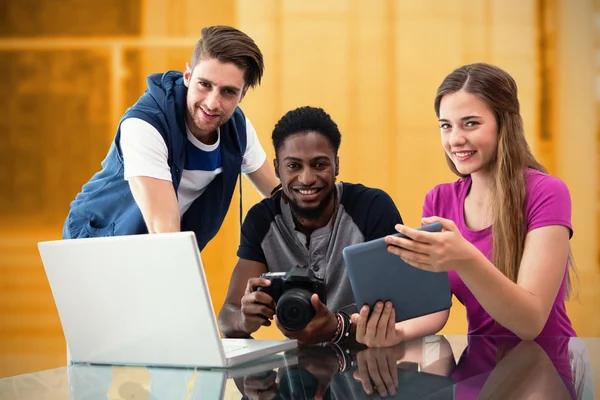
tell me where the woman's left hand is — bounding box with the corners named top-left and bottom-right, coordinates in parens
top-left (384, 216), bottom-right (476, 273)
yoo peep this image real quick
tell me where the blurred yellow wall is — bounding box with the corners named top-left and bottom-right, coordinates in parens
top-left (0, 0), bottom-right (598, 378)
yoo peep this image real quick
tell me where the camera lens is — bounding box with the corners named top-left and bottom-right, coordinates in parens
top-left (276, 288), bottom-right (315, 331)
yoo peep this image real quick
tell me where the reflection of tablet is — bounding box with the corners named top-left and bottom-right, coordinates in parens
top-left (342, 222), bottom-right (451, 322)
top-left (351, 368), bottom-right (456, 400)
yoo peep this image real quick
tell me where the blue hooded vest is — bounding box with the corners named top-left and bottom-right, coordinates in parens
top-left (63, 71), bottom-right (247, 251)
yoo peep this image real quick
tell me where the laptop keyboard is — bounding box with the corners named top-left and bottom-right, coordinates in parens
top-left (222, 341), bottom-right (249, 354)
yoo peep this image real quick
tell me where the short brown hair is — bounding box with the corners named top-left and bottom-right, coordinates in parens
top-left (191, 25), bottom-right (264, 89)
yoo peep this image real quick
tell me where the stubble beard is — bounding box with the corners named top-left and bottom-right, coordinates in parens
top-left (283, 183), bottom-right (336, 223)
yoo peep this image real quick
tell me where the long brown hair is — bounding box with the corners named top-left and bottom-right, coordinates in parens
top-left (434, 63), bottom-right (576, 295)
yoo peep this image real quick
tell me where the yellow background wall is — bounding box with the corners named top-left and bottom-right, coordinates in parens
top-left (0, 0), bottom-right (598, 378)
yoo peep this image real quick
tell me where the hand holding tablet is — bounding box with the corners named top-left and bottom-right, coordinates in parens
top-left (343, 223), bottom-right (451, 323)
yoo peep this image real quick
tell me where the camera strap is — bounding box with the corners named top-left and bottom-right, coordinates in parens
top-left (239, 168), bottom-right (243, 228)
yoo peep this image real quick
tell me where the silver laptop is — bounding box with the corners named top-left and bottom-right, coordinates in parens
top-left (38, 232), bottom-right (296, 368)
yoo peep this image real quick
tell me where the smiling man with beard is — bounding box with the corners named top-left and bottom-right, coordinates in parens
top-left (218, 106), bottom-right (404, 345)
top-left (62, 26), bottom-right (278, 251)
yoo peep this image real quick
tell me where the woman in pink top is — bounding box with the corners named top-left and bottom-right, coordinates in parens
top-left (352, 63), bottom-right (577, 347)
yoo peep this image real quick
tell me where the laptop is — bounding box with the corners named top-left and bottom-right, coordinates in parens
top-left (38, 232), bottom-right (297, 368)
top-left (342, 223), bottom-right (452, 322)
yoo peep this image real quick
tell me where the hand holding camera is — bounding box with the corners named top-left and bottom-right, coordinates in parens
top-left (239, 277), bottom-right (277, 335)
top-left (274, 294), bottom-right (338, 345)
top-left (254, 265), bottom-right (337, 345)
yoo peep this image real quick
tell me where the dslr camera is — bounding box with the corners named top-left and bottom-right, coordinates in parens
top-left (256, 265), bottom-right (327, 331)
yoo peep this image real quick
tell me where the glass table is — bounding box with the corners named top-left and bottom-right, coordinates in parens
top-left (0, 335), bottom-right (597, 399)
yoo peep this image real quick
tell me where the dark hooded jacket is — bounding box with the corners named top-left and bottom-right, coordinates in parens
top-left (63, 71), bottom-right (247, 251)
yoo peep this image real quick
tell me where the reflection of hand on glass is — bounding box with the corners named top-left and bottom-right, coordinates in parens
top-left (352, 335), bottom-right (456, 397)
top-left (479, 340), bottom-right (574, 399)
top-left (286, 345), bottom-right (341, 399)
top-left (241, 370), bottom-right (279, 400)
top-left (352, 342), bottom-right (405, 396)
top-left (237, 346), bottom-right (341, 400)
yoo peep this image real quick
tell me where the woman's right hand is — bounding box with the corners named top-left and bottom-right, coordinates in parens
top-left (351, 301), bottom-right (405, 347)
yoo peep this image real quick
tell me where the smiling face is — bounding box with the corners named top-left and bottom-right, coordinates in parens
top-left (438, 90), bottom-right (499, 178)
top-left (183, 57), bottom-right (247, 141)
top-left (274, 131), bottom-right (339, 222)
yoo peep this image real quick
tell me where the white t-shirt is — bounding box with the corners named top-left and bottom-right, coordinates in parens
top-left (120, 117), bottom-right (266, 216)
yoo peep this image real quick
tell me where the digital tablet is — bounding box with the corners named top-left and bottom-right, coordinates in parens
top-left (342, 222), bottom-right (451, 322)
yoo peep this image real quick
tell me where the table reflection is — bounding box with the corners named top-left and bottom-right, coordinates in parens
top-left (452, 336), bottom-right (589, 399)
top-left (2, 335), bottom-right (593, 399)
top-left (234, 335), bottom-right (591, 400)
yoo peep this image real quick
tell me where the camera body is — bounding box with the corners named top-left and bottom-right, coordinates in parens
top-left (256, 265), bottom-right (327, 331)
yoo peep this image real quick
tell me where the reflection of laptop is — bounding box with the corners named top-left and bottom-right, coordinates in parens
top-left (68, 351), bottom-right (299, 399)
top-left (38, 232), bottom-right (296, 368)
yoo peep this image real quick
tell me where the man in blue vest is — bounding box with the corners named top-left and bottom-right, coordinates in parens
top-left (63, 25), bottom-right (278, 251)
